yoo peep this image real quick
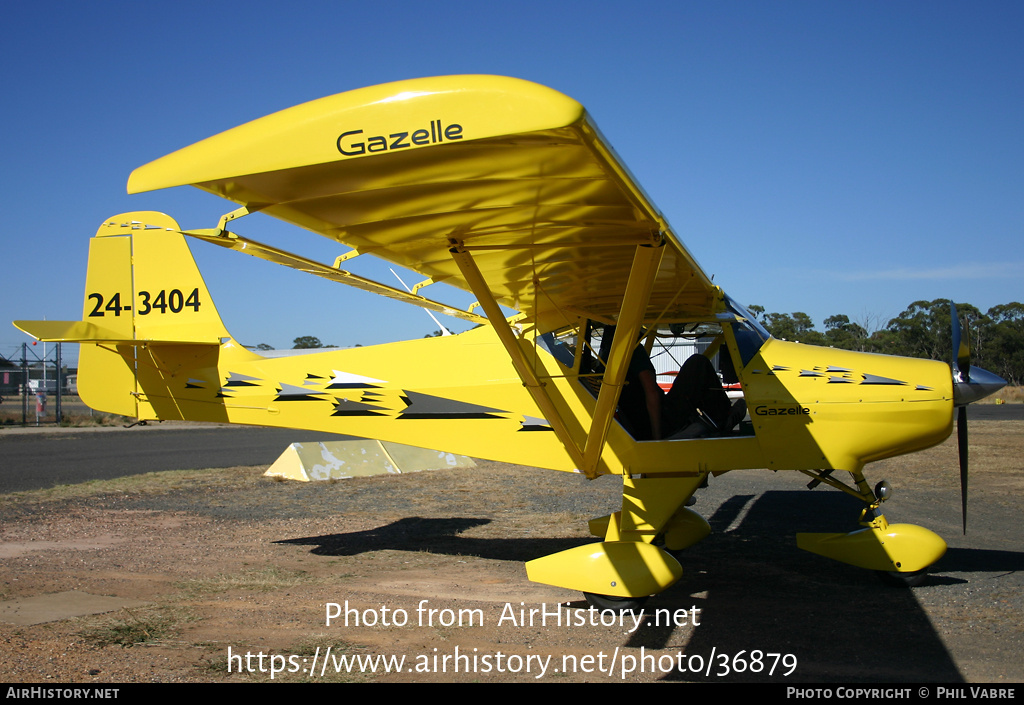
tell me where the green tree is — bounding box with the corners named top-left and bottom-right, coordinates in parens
top-left (292, 336), bottom-right (325, 349)
top-left (883, 299), bottom-right (985, 363)
top-left (742, 299), bottom-right (1021, 384)
top-left (763, 312), bottom-right (826, 345)
top-left (983, 302), bottom-right (1024, 385)
top-left (823, 314), bottom-right (868, 351)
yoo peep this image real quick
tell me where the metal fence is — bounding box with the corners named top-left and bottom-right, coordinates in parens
top-left (0, 342), bottom-right (81, 426)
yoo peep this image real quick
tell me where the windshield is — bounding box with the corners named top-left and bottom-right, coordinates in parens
top-left (724, 296), bottom-right (771, 367)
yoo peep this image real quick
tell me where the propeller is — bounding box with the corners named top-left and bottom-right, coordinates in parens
top-left (950, 303), bottom-right (1007, 534)
top-left (951, 304), bottom-right (970, 534)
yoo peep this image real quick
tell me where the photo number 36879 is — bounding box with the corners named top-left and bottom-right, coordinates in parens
top-left (87, 288), bottom-right (201, 317)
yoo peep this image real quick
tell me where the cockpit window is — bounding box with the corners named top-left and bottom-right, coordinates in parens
top-left (537, 329), bottom-right (577, 369)
top-left (724, 296), bottom-right (771, 367)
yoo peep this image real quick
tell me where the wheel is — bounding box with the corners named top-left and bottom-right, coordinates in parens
top-left (583, 592), bottom-right (649, 612)
top-left (876, 569), bottom-right (928, 588)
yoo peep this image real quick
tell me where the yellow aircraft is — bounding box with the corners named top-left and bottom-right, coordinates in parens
top-left (15, 75), bottom-right (1006, 610)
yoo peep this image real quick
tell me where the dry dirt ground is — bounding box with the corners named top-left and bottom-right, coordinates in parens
top-left (0, 421), bottom-right (1022, 684)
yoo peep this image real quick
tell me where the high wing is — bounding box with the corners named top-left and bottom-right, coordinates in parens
top-left (128, 75), bottom-right (717, 334)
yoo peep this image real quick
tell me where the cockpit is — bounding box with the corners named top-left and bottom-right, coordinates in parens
top-left (537, 296), bottom-right (771, 442)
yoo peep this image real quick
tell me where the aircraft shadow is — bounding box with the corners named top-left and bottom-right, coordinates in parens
top-left (647, 490), bottom-right (965, 682)
top-left (275, 516), bottom-right (589, 562)
top-left (277, 490), bottom-right (1022, 681)
top-left (937, 547), bottom-right (1024, 574)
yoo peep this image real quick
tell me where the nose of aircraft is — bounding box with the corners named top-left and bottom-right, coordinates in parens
top-left (953, 365), bottom-right (1007, 407)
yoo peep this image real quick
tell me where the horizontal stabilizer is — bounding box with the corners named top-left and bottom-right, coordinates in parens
top-left (14, 320), bottom-right (126, 343)
top-left (13, 320), bottom-right (221, 346)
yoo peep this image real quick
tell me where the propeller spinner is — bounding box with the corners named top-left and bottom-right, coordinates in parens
top-left (950, 303), bottom-right (1007, 533)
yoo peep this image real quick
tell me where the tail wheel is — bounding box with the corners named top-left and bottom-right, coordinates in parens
top-left (583, 592), bottom-right (649, 612)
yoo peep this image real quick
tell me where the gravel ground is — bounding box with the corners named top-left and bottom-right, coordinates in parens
top-left (0, 421), bottom-right (1021, 683)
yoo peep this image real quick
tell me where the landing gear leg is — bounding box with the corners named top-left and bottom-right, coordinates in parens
top-left (796, 467), bottom-right (946, 579)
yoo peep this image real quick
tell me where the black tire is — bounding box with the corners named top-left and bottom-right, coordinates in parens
top-left (583, 592), bottom-right (649, 612)
top-left (876, 569), bottom-right (928, 588)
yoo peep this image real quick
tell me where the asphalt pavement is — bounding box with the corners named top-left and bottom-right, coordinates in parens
top-left (0, 424), bottom-right (354, 494)
top-left (1, 404), bottom-right (1020, 494)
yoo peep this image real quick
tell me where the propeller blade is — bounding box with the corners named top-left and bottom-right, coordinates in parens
top-left (949, 302), bottom-right (1006, 535)
top-left (951, 302), bottom-right (972, 534)
top-left (951, 303), bottom-right (971, 384)
top-left (957, 405), bottom-right (968, 534)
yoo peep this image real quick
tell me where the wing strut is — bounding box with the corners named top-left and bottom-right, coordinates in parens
top-left (581, 241), bottom-right (664, 476)
top-left (449, 241), bottom-right (587, 471)
top-left (449, 236), bottom-right (664, 478)
top-left (181, 227), bottom-right (488, 325)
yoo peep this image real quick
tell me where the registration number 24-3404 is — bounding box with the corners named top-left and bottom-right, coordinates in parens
top-left (87, 288), bottom-right (201, 317)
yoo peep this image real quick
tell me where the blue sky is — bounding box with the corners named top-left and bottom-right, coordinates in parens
top-left (3, 1), bottom-right (1022, 364)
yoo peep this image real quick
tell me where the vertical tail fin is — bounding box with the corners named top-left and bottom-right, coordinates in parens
top-left (14, 211), bottom-right (235, 418)
top-left (92, 212), bottom-right (230, 344)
